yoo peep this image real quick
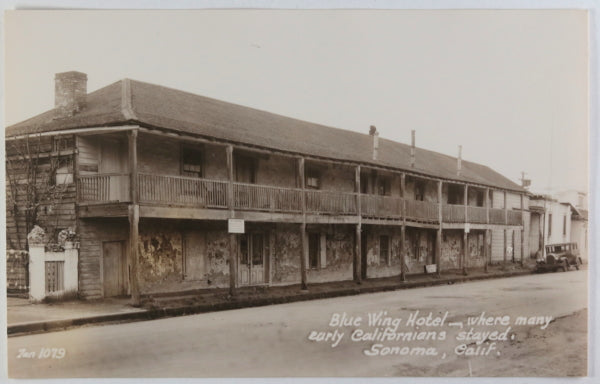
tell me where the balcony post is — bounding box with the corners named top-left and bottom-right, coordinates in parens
top-left (436, 180), bottom-right (442, 277)
top-left (485, 188), bottom-right (490, 224)
top-left (226, 145), bottom-right (237, 296)
top-left (355, 165), bottom-right (362, 284)
top-left (503, 190), bottom-right (508, 269)
top-left (504, 190), bottom-right (508, 225)
top-left (127, 130), bottom-right (140, 306)
top-left (520, 193), bottom-right (525, 266)
top-left (298, 158), bottom-right (308, 290)
top-left (463, 185), bottom-right (468, 275)
top-left (355, 223), bottom-right (362, 284)
top-left (400, 173), bottom-right (406, 282)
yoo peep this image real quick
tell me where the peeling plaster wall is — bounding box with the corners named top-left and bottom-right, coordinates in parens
top-left (307, 225), bottom-right (354, 283)
top-left (491, 229), bottom-right (505, 262)
top-left (441, 230), bottom-right (462, 270)
top-left (404, 228), bottom-right (435, 274)
top-left (271, 224), bottom-right (302, 285)
top-left (138, 220), bottom-right (183, 292)
top-left (313, 163), bottom-right (355, 192)
top-left (364, 227), bottom-right (402, 278)
top-left (406, 178), bottom-right (439, 202)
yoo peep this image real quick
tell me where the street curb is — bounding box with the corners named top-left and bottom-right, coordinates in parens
top-left (7, 270), bottom-right (532, 337)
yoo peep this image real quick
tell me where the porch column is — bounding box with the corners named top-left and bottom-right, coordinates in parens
top-left (298, 158), bottom-right (308, 290)
top-left (503, 191), bottom-right (508, 268)
top-left (484, 188), bottom-right (490, 272)
top-left (226, 145), bottom-right (237, 296)
top-left (355, 165), bottom-right (362, 283)
top-left (436, 180), bottom-right (442, 277)
top-left (463, 185), bottom-right (468, 275)
top-left (355, 223), bottom-right (362, 283)
top-left (400, 173), bottom-right (406, 282)
top-left (128, 129), bottom-right (140, 306)
top-left (520, 193), bottom-right (525, 266)
top-left (484, 229), bottom-right (490, 273)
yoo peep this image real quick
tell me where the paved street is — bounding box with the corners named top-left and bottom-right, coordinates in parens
top-left (8, 270), bottom-right (587, 378)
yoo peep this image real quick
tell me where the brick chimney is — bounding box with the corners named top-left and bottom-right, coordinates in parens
top-left (54, 71), bottom-right (87, 118)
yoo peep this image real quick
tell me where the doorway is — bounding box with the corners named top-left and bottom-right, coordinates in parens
top-left (102, 241), bottom-right (127, 297)
top-left (238, 233), bottom-right (266, 286)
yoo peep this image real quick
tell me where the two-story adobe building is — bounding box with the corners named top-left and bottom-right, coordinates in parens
top-left (5, 72), bottom-right (529, 302)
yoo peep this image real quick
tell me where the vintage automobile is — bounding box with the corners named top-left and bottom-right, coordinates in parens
top-left (535, 242), bottom-right (583, 273)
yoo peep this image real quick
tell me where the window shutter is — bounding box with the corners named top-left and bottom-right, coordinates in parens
top-left (320, 233), bottom-right (327, 268)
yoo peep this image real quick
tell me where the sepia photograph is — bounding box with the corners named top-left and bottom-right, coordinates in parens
top-left (1, 3), bottom-right (595, 381)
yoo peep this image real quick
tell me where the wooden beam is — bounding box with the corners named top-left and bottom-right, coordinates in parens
top-left (400, 173), bottom-right (406, 282)
top-left (485, 188), bottom-right (490, 224)
top-left (463, 185), bottom-right (468, 275)
top-left (355, 223), bottom-right (362, 284)
top-left (301, 223), bottom-right (308, 290)
top-left (127, 130), bottom-right (140, 306)
top-left (128, 204), bottom-right (140, 306)
top-left (226, 144), bottom-right (236, 296)
top-left (484, 229), bottom-right (489, 273)
top-left (520, 193), bottom-right (525, 266)
top-left (226, 145), bottom-right (234, 211)
top-left (437, 180), bottom-right (443, 277)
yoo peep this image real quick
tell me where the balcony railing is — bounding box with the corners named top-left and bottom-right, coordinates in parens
top-left (78, 173), bottom-right (130, 203)
top-left (77, 173), bottom-right (524, 226)
top-left (361, 195), bottom-right (403, 219)
top-left (233, 182), bottom-right (302, 212)
top-left (405, 200), bottom-right (439, 222)
top-left (467, 206), bottom-right (488, 224)
top-left (507, 210), bottom-right (523, 225)
top-left (138, 173), bottom-right (228, 208)
top-left (442, 204), bottom-right (465, 223)
top-left (489, 208), bottom-right (506, 224)
top-left (305, 190), bottom-right (357, 215)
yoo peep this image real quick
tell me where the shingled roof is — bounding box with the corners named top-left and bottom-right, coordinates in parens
top-left (6, 78), bottom-right (524, 192)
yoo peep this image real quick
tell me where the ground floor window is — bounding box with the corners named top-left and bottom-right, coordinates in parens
top-left (379, 235), bottom-right (390, 265)
top-left (309, 233), bottom-right (320, 269)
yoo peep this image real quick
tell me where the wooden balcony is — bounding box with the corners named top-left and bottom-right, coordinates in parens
top-left (77, 174), bottom-right (523, 226)
top-left (361, 195), bottom-right (403, 219)
top-left (467, 206), bottom-right (487, 224)
top-left (442, 204), bottom-right (465, 223)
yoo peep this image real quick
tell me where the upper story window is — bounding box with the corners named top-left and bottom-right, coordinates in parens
top-left (360, 173), bottom-right (369, 194)
top-left (182, 147), bottom-right (203, 178)
top-left (52, 157), bottom-right (73, 185)
top-left (548, 213), bottom-right (553, 237)
top-left (563, 216), bottom-right (567, 235)
top-left (305, 168), bottom-right (320, 189)
top-left (476, 190), bottom-right (484, 206)
top-left (53, 136), bottom-right (73, 152)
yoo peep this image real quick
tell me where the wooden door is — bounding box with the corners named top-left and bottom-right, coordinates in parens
top-left (238, 234), bottom-right (265, 286)
top-left (184, 231), bottom-right (205, 280)
top-left (100, 140), bottom-right (129, 201)
top-left (103, 241), bottom-right (127, 297)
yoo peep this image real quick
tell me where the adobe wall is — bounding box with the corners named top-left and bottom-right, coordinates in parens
top-left (441, 230), bottom-right (462, 270)
top-left (306, 225), bottom-right (354, 284)
top-left (270, 224), bottom-right (302, 285)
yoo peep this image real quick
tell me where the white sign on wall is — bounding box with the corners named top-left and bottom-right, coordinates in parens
top-left (465, 223), bottom-right (470, 233)
top-left (228, 219), bottom-right (245, 234)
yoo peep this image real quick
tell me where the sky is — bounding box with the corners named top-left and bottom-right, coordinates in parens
top-left (4, 9), bottom-right (589, 194)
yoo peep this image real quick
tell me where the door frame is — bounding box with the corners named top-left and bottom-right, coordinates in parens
top-left (237, 232), bottom-right (268, 286)
top-left (101, 240), bottom-right (128, 298)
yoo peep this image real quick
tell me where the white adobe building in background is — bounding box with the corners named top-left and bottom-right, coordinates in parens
top-left (528, 190), bottom-right (588, 261)
top-left (556, 190), bottom-right (589, 261)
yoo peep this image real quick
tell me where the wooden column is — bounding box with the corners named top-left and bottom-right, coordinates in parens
top-left (484, 188), bottom-right (490, 272)
top-left (503, 191), bottom-right (508, 268)
top-left (226, 145), bottom-right (236, 296)
top-left (436, 180), bottom-right (443, 276)
top-left (128, 130), bottom-right (140, 306)
top-left (400, 173), bottom-right (406, 282)
top-left (520, 193), bottom-right (525, 266)
top-left (298, 158), bottom-right (308, 290)
top-left (355, 165), bottom-right (362, 284)
top-left (355, 223), bottom-right (362, 284)
top-left (463, 185), bottom-right (468, 275)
